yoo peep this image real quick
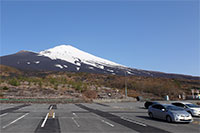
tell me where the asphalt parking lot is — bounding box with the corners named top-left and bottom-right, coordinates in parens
top-left (0, 102), bottom-right (200, 133)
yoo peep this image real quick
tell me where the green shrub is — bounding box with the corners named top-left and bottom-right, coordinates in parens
top-left (72, 81), bottom-right (82, 92)
top-left (49, 78), bottom-right (56, 85)
top-left (1, 86), bottom-right (9, 90)
top-left (8, 78), bottom-right (20, 86)
top-left (54, 83), bottom-right (58, 90)
top-left (0, 93), bottom-right (4, 97)
top-left (39, 81), bottom-right (42, 88)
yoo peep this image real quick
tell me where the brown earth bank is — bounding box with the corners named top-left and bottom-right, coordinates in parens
top-left (0, 65), bottom-right (200, 103)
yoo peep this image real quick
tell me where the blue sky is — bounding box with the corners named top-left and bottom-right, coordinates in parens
top-left (1, 0), bottom-right (199, 76)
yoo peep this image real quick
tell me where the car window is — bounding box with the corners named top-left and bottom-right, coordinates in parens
top-left (186, 104), bottom-right (200, 108)
top-left (173, 103), bottom-right (184, 107)
top-left (152, 105), bottom-right (160, 109)
top-left (172, 103), bottom-right (178, 106)
top-left (158, 105), bottom-right (165, 110)
top-left (166, 105), bottom-right (184, 111)
top-left (152, 105), bottom-right (164, 110)
top-left (179, 103), bottom-right (186, 108)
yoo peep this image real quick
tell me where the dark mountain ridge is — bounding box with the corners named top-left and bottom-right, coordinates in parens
top-left (0, 45), bottom-right (199, 80)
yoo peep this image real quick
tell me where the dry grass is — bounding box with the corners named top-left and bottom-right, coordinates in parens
top-left (0, 65), bottom-right (199, 100)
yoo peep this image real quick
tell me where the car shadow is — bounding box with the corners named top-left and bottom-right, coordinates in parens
top-left (192, 116), bottom-right (200, 118)
top-left (136, 116), bottom-right (190, 124)
top-left (138, 107), bottom-right (147, 110)
top-left (136, 116), bottom-right (167, 123)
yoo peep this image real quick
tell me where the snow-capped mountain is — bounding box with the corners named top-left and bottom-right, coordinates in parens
top-left (39, 45), bottom-right (123, 69)
top-left (0, 45), bottom-right (199, 80)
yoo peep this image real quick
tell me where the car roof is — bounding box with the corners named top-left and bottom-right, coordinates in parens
top-left (150, 101), bottom-right (159, 103)
top-left (172, 101), bottom-right (192, 104)
top-left (152, 103), bottom-right (173, 106)
top-left (151, 104), bottom-right (181, 109)
top-left (162, 104), bottom-right (175, 107)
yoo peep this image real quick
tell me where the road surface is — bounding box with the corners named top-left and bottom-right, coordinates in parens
top-left (0, 102), bottom-right (199, 133)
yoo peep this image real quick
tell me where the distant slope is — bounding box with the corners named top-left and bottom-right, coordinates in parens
top-left (0, 45), bottom-right (199, 80)
top-left (0, 65), bottom-right (22, 76)
top-left (0, 50), bottom-right (127, 75)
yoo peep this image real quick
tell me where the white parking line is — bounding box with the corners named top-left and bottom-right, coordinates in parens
top-left (93, 113), bottom-right (101, 118)
top-left (101, 119), bottom-right (114, 127)
top-left (2, 113), bottom-right (29, 129)
top-left (72, 117), bottom-right (80, 127)
top-left (120, 116), bottom-right (147, 127)
top-left (0, 113), bottom-right (8, 117)
top-left (92, 113), bottom-right (114, 127)
top-left (72, 113), bottom-right (78, 117)
top-left (41, 113), bottom-right (49, 127)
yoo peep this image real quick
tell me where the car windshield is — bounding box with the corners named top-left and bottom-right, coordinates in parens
top-left (166, 105), bottom-right (184, 111)
top-left (186, 104), bottom-right (200, 108)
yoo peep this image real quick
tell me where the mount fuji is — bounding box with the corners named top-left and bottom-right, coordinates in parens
top-left (39, 45), bottom-right (123, 69)
top-left (0, 45), bottom-right (199, 80)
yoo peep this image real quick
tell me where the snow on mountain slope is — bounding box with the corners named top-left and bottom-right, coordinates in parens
top-left (1, 45), bottom-right (199, 80)
top-left (39, 45), bottom-right (124, 69)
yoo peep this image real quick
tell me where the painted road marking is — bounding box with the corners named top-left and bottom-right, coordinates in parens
top-left (41, 113), bottom-right (49, 127)
top-left (48, 109), bottom-right (55, 118)
top-left (72, 117), bottom-right (80, 127)
top-left (92, 113), bottom-right (114, 127)
top-left (120, 116), bottom-right (147, 127)
top-left (0, 113), bottom-right (8, 117)
top-left (2, 113), bottom-right (29, 129)
top-left (41, 105), bottom-right (56, 128)
top-left (101, 119), bottom-right (114, 127)
top-left (53, 112), bottom-right (55, 118)
top-left (72, 113), bottom-right (78, 117)
top-left (92, 112), bottom-right (114, 127)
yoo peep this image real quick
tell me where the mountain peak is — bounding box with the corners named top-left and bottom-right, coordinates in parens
top-left (47, 44), bottom-right (80, 52)
top-left (16, 50), bottom-right (29, 54)
top-left (54, 44), bottom-right (74, 48)
top-left (39, 45), bottom-right (123, 67)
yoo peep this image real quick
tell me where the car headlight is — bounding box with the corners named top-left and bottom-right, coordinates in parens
top-left (192, 109), bottom-right (198, 113)
top-left (174, 114), bottom-right (180, 121)
top-left (174, 114), bottom-right (180, 118)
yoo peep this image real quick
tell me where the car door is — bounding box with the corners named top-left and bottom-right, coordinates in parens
top-left (151, 105), bottom-right (162, 119)
top-left (156, 105), bottom-right (166, 120)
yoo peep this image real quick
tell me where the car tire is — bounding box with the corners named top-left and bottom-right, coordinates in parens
top-left (166, 116), bottom-right (172, 123)
top-left (144, 102), bottom-right (149, 109)
top-left (149, 112), bottom-right (154, 119)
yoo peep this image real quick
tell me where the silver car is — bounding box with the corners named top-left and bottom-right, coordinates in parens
top-left (148, 104), bottom-right (193, 123)
top-left (172, 102), bottom-right (200, 117)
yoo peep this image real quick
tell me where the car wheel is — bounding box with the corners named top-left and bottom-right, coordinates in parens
top-left (149, 112), bottom-right (154, 119)
top-left (166, 116), bottom-right (172, 123)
